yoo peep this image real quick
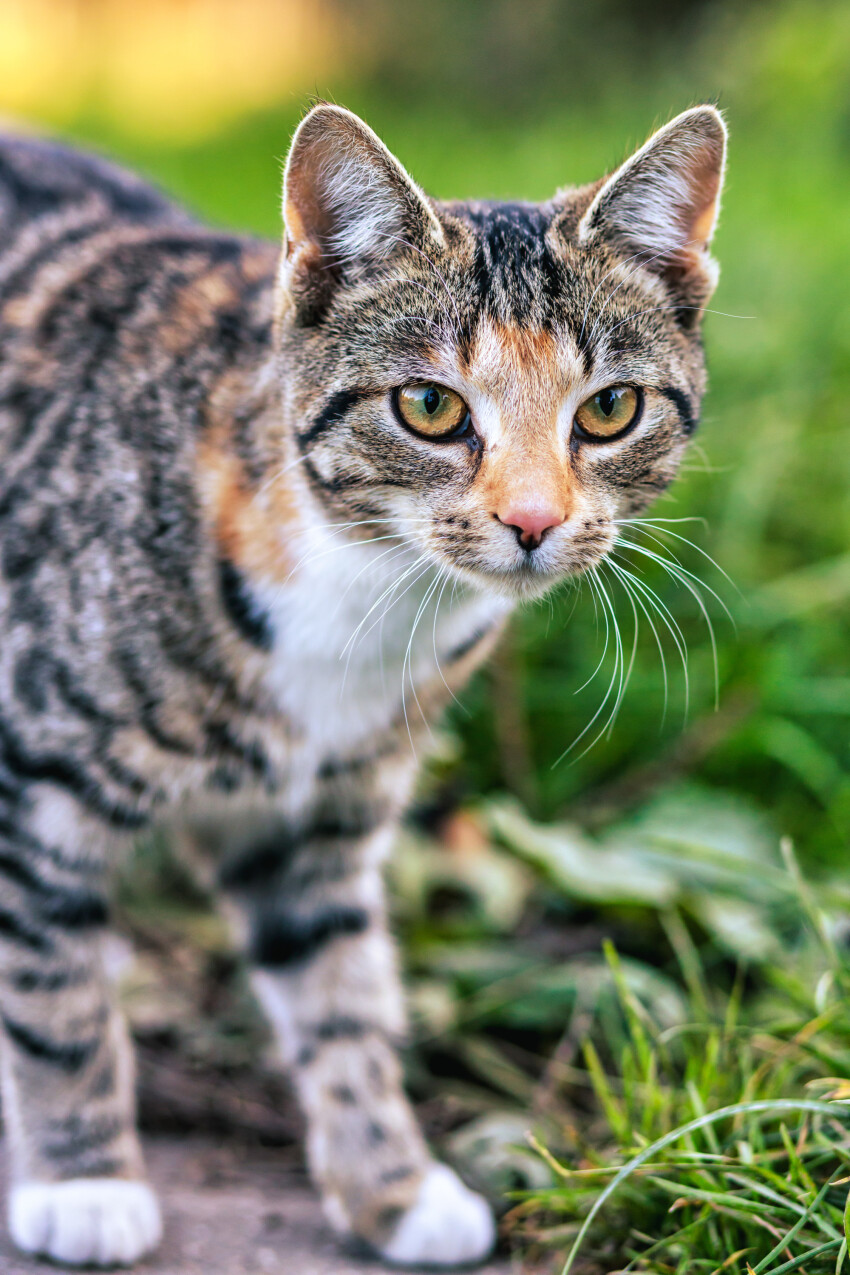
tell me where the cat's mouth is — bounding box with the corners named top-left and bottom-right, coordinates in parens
top-left (415, 523), bottom-right (615, 601)
top-left (433, 546), bottom-right (610, 603)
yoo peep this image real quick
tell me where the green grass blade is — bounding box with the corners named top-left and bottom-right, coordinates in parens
top-left (559, 1100), bottom-right (849, 1275)
top-left (759, 1238), bottom-right (842, 1275)
top-left (752, 1176), bottom-right (837, 1273)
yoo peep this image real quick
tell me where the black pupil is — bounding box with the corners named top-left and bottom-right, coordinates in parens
top-left (598, 388), bottom-right (617, 417)
top-left (424, 387), bottom-right (441, 415)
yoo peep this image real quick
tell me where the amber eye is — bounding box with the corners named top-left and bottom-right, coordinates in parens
top-left (574, 385), bottom-right (641, 440)
top-left (394, 383), bottom-right (470, 438)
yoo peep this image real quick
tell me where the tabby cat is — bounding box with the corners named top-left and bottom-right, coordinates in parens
top-left (0, 103), bottom-right (725, 1268)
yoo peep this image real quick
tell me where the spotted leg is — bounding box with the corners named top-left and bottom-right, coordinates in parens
top-left (218, 766), bottom-right (496, 1268)
top-left (0, 816), bottom-right (161, 1268)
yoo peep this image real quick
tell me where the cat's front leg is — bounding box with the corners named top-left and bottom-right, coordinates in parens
top-left (220, 769), bottom-right (496, 1268)
top-left (0, 817), bottom-right (160, 1268)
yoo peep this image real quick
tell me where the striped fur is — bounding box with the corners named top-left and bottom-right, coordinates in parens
top-left (0, 105), bottom-right (725, 1267)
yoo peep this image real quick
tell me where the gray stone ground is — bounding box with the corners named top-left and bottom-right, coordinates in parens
top-left (0, 1137), bottom-right (518, 1275)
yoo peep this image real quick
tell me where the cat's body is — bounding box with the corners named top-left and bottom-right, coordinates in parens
top-left (0, 130), bottom-right (499, 826)
top-left (0, 106), bottom-right (726, 1268)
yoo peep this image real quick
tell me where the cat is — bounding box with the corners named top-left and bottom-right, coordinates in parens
top-left (0, 102), bottom-right (725, 1268)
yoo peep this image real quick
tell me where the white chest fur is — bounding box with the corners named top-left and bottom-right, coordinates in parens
top-left (259, 532), bottom-right (510, 761)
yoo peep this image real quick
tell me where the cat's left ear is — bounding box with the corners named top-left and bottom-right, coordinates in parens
top-left (577, 106), bottom-right (727, 317)
top-left (280, 103), bottom-right (445, 324)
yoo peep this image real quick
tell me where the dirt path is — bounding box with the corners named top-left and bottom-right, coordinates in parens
top-left (0, 1138), bottom-right (517, 1274)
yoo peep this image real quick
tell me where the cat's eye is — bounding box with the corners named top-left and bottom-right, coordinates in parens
top-left (574, 385), bottom-right (641, 440)
top-left (393, 383), bottom-right (471, 439)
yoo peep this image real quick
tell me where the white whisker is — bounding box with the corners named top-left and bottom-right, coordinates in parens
top-left (615, 537), bottom-right (725, 709)
top-left (333, 540), bottom-right (414, 617)
top-left (286, 531), bottom-right (410, 586)
top-left (253, 451), bottom-right (308, 501)
top-left (555, 566), bottom-right (625, 765)
top-left (616, 536), bottom-right (734, 625)
top-left (605, 558), bottom-right (670, 724)
top-left (340, 555), bottom-right (435, 702)
top-left (578, 245), bottom-right (664, 348)
top-left (587, 239), bottom-right (700, 347)
top-left (616, 518), bottom-right (741, 597)
top-left (340, 554), bottom-right (430, 662)
top-left (609, 547), bottom-right (691, 715)
top-left (605, 303), bottom-right (754, 338)
top-left (574, 569), bottom-right (611, 694)
top-left (431, 569), bottom-right (462, 709)
top-left (593, 566), bottom-right (629, 737)
top-left (401, 565), bottom-right (445, 750)
top-left (374, 557), bottom-right (436, 696)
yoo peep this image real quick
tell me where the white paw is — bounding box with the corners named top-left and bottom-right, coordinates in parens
top-left (380, 1163), bottom-right (496, 1268)
top-left (9, 1178), bottom-right (162, 1267)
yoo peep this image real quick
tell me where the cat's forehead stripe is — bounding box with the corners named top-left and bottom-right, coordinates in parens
top-left (451, 201), bottom-right (565, 327)
top-left (462, 317), bottom-right (584, 433)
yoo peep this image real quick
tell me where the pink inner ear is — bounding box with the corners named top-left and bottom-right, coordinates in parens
top-left (580, 109), bottom-right (726, 279)
top-left (282, 105), bottom-right (445, 283)
top-left (690, 198), bottom-right (719, 250)
top-left (284, 133), bottom-right (342, 256)
top-left (283, 200), bottom-right (309, 258)
top-left (677, 148), bottom-right (723, 258)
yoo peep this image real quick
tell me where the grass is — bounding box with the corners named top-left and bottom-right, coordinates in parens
top-left (538, 1096), bottom-right (850, 1275)
top-left (523, 941), bottom-right (850, 1275)
top-left (393, 812), bottom-right (850, 1273)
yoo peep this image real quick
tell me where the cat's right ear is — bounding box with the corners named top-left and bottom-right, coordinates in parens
top-left (280, 104), bottom-right (445, 325)
top-left (576, 106), bottom-right (727, 318)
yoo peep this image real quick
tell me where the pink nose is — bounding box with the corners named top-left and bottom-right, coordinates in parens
top-left (496, 502), bottom-right (566, 550)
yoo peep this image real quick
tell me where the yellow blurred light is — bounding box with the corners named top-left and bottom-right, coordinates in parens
top-left (0, 0), bottom-right (89, 124)
top-left (0, 0), bottom-right (339, 141)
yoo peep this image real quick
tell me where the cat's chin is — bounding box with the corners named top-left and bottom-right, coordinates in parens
top-left (449, 559), bottom-right (572, 603)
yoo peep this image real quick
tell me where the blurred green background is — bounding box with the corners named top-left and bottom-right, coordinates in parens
top-left (5, 1), bottom-right (850, 1266)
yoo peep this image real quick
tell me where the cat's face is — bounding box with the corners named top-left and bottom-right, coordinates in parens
top-left (276, 106), bottom-right (725, 600)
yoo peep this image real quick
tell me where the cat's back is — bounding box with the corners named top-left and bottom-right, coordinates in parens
top-left (0, 130), bottom-right (277, 369)
top-left (0, 131), bottom-right (191, 293)
top-left (0, 130), bottom-right (278, 469)
top-left (0, 130), bottom-right (185, 235)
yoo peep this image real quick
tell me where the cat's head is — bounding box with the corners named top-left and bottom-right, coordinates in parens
top-left (275, 104), bottom-right (726, 600)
